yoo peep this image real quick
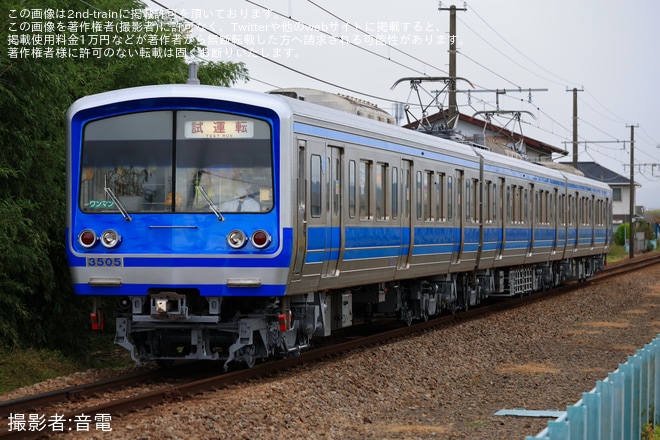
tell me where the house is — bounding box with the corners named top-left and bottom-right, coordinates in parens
top-left (571, 161), bottom-right (641, 224)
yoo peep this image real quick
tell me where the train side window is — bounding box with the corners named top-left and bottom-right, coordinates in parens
top-left (415, 171), bottom-right (422, 220)
top-left (359, 160), bottom-right (371, 220)
top-left (472, 178), bottom-right (479, 223)
top-left (392, 167), bottom-right (399, 220)
top-left (376, 163), bottom-right (387, 220)
top-left (435, 173), bottom-right (445, 222)
top-left (492, 182), bottom-right (498, 223)
top-left (447, 176), bottom-right (453, 220)
top-left (424, 171), bottom-right (433, 221)
top-left (524, 188), bottom-right (529, 224)
top-left (310, 154), bottom-right (322, 218)
top-left (534, 191), bottom-right (539, 224)
top-left (404, 168), bottom-right (411, 219)
top-left (349, 160), bottom-right (356, 218)
top-left (549, 192), bottom-right (554, 225)
top-left (485, 181), bottom-right (492, 223)
top-left (465, 179), bottom-right (472, 222)
top-left (505, 185), bottom-right (512, 223)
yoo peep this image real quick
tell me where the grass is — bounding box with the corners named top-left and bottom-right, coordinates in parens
top-left (0, 342), bottom-right (132, 396)
top-left (606, 243), bottom-right (629, 263)
top-left (0, 348), bottom-right (80, 395)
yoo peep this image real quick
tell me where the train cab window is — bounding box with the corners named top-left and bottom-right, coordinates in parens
top-left (349, 160), bottom-right (356, 218)
top-left (359, 160), bottom-right (371, 220)
top-left (80, 110), bottom-right (273, 214)
top-left (391, 167), bottom-right (399, 220)
top-left (310, 155), bottom-right (322, 217)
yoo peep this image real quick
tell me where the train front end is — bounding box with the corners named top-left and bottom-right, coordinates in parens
top-left (66, 85), bottom-right (307, 368)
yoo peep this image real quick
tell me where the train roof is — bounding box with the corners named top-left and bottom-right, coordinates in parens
top-left (67, 84), bottom-right (612, 196)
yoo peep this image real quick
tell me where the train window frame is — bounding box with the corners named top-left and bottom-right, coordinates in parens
top-left (310, 154), bottom-right (322, 218)
top-left (424, 170), bottom-right (433, 222)
top-left (465, 179), bottom-right (471, 222)
top-left (349, 160), bottom-right (356, 219)
top-left (391, 166), bottom-right (399, 220)
top-left (415, 170), bottom-right (422, 221)
top-left (359, 159), bottom-right (372, 221)
top-left (404, 168), bottom-right (411, 219)
top-left (376, 162), bottom-right (388, 221)
top-left (492, 182), bottom-right (498, 223)
top-left (332, 155), bottom-right (340, 217)
top-left (484, 181), bottom-right (492, 224)
top-left (80, 110), bottom-right (274, 215)
top-left (435, 172), bottom-right (445, 222)
top-left (446, 175), bottom-right (453, 220)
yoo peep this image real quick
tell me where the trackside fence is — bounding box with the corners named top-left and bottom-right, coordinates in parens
top-left (528, 334), bottom-right (660, 439)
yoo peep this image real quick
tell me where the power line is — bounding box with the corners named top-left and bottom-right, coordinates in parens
top-left (303, 0), bottom-right (448, 75)
top-left (465, 2), bottom-right (580, 88)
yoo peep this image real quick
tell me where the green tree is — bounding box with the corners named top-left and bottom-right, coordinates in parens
top-left (0, 0), bottom-right (248, 351)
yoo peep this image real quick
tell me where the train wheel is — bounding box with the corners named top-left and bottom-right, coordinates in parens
top-left (241, 344), bottom-right (257, 368)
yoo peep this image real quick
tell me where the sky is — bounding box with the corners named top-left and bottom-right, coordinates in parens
top-left (145, 0), bottom-right (660, 209)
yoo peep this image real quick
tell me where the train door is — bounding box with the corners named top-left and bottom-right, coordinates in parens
top-left (551, 188), bottom-right (559, 255)
top-left (528, 183), bottom-right (535, 257)
top-left (572, 192), bottom-right (579, 253)
top-left (451, 169), bottom-right (464, 265)
top-left (496, 177), bottom-right (505, 260)
top-left (292, 141), bottom-right (307, 281)
top-left (589, 195), bottom-right (596, 249)
top-left (323, 146), bottom-right (343, 277)
top-left (397, 159), bottom-right (413, 270)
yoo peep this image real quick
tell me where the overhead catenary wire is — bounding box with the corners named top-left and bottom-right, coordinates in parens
top-left (145, 0), bottom-right (657, 180)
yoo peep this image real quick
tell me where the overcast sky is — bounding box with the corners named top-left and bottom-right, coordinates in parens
top-left (149, 0), bottom-right (660, 209)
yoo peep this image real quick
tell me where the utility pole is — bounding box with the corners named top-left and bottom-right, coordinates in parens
top-left (566, 87), bottom-right (583, 167)
top-left (439, 2), bottom-right (467, 129)
top-left (627, 123), bottom-right (638, 258)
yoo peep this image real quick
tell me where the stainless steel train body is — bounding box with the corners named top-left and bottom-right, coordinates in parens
top-left (66, 85), bottom-right (612, 367)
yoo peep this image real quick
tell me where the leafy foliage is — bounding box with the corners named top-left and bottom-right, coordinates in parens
top-left (0, 0), bottom-right (248, 351)
top-left (613, 221), bottom-right (657, 246)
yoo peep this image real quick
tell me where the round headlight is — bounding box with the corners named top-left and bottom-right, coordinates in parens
top-left (78, 229), bottom-right (97, 248)
top-left (251, 230), bottom-right (272, 249)
top-left (227, 229), bottom-right (247, 249)
top-left (100, 229), bottom-right (121, 248)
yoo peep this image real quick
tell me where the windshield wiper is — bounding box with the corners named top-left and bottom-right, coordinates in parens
top-left (196, 185), bottom-right (225, 221)
top-left (104, 186), bottom-right (132, 222)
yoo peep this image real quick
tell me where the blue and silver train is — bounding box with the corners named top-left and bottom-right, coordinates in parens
top-left (66, 84), bottom-right (612, 368)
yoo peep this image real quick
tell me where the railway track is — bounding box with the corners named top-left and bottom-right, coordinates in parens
top-left (2, 253), bottom-right (659, 439)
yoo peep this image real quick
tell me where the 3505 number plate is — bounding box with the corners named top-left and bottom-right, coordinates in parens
top-left (86, 257), bottom-right (123, 267)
